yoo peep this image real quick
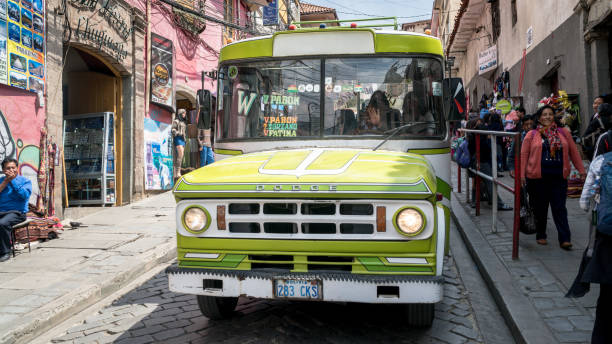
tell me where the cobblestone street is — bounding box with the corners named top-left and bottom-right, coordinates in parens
top-left (48, 254), bottom-right (490, 344)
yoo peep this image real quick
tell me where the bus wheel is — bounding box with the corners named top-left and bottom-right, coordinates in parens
top-left (196, 295), bottom-right (238, 320)
top-left (405, 303), bottom-right (435, 327)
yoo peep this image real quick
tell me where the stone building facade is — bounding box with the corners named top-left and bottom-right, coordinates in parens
top-left (434, 0), bottom-right (611, 127)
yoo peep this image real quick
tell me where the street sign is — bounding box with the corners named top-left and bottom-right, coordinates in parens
top-left (263, 0), bottom-right (278, 26)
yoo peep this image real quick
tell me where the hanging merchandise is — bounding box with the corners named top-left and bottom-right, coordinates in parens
top-left (47, 142), bottom-right (56, 216)
top-left (36, 127), bottom-right (48, 214)
top-left (502, 70), bottom-right (510, 98)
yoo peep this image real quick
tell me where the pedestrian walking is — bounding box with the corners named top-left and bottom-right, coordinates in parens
top-left (198, 129), bottom-right (215, 167)
top-left (520, 105), bottom-right (586, 249)
top-left (583, 96), bottom-right (606, 160)
top-left (507, 114), bottom-right (535, 178)
top-left (172, 109), bottom-right (188, 178)
top-left (577, 109), bottom-right (612, 342)
top-left (591, 103), bottom-right (612, 158)
top-left (468, 115), bottom-right (512, 210)
top-left (0, 158), bottom-right (32, 262)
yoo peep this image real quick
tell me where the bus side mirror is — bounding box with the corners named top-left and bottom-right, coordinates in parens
top-left (197, 89), bottom-right (212, 129)
top-left (443, 77), bottom-right (466, 122)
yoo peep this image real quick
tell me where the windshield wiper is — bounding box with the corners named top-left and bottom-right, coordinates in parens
top-left (373, 122), bottom-right (430, 151)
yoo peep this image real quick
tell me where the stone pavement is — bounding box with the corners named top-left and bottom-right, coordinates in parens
top-left (48, 254), bottom-right (489, 344)
top-left (0, 192), bottom-right (177, 344)
top-left (451, 163), bottom-right (597, 344)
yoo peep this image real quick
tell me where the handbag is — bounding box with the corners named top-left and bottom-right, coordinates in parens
top-left (519, 187), bottom-right (537, 235)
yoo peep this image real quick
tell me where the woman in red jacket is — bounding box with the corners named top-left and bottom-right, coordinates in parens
top-left (520, 105), bottom-right (586, 249)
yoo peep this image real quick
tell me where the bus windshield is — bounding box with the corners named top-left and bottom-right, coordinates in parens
top-left (217, 56), bottom-right (444, 140)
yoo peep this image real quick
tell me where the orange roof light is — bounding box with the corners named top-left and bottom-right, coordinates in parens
top-left (289, 24), bottom-right (296, 30)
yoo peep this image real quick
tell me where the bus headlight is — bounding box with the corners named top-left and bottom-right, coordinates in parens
top-left (394, 207), bottom-right (425, 236)
top-left (182, 206), bottom-right (211, 234)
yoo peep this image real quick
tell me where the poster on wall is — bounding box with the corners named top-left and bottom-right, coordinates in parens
top-left (150, 33), bottom-right (173, 108)
top-left (1, 0), bottom-right (44, 92)
top-left (144, 115), bottom-right (173, 191)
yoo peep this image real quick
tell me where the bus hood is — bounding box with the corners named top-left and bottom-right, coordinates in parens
top-left (173, 149), bottom-right (437, 200)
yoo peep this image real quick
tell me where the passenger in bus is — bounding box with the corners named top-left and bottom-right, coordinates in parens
top-left (362, 90), bottom-right (399, 134)
top-left (402, 90), bottom-right (436, 135)
top-left (334, 109), bottom-right (358, 135)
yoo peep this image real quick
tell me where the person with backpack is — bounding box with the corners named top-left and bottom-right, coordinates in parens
top-left (520, 105), bottom-right (586, 249)
top-left (468, 115), bottom-right (513, 210)
top-left (577, 103), bottom-right (612, 344)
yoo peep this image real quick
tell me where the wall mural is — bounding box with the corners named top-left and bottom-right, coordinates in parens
top-left (0, 109), bottom-right (40, 204)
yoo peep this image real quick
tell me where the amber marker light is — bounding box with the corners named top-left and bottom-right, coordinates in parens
top-left (217, 205), bottom-right (226, 230)
top-left (376, 206), bottom-right (386, 232)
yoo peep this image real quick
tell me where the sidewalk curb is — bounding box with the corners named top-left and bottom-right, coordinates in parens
top-left (1, 240), bottom-right (177, 344)
top-left (451, 193), bottom-right (556, 344)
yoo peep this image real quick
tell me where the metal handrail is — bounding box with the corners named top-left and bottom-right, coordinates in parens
top-left (457, 128), bottom-right (522, 260)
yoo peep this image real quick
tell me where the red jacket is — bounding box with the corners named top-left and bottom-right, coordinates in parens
top-left (520, 127), bottom-right (585, 180)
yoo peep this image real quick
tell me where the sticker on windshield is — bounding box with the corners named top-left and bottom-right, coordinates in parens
top-left (325, 77), bottom-right (333, 85)
top-left (237, 90), bottom-right (257, 115)
top-left (432, 82), bottom-right (442, 96)
top-left (314, 84), bottom-right (320, 93)
top-left (305, 84), bottom-right (314, 92)
top-left (333, 85), bottom-right (342, 93)
top-left (288, 85), bottom-right (298, 93)
top-left (261, 94), bottom-right (300, 105)
top-left (298, 84), bottom-right (306, 92)
top-left (228, 66), bottom-right (238, 80)
top-left (354, 84), bottom-right (363, 92)
top-left (263, 116), bottom-right (298, 137)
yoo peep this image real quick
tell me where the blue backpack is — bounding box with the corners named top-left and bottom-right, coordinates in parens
top-left (597, 151), bottom-right (612, 235)
top-left (456, 139), bottom-right (472, 168)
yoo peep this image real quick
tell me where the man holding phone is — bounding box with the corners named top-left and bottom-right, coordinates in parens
top-left (0, 158), bottom-right (32, 262)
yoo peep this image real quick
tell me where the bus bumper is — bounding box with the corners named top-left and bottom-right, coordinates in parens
top-left (167, 266), bottom-right (444, 304)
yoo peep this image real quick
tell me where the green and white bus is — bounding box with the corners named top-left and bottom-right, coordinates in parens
top-left (168, 21), bottom-right (455, 327)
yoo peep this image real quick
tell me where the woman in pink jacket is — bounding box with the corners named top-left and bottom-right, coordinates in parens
top-left (520, 105), bottom-right (586, 249)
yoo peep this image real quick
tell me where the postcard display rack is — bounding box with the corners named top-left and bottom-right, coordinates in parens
top-left (64, 112), bottom-right (116, 205)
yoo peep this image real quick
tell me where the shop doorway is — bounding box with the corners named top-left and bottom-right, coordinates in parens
top-left (62, 46), bottom-right (124, 206)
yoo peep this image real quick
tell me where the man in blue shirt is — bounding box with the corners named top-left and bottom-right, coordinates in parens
top-left (0, 158), bottom-right (32, 262)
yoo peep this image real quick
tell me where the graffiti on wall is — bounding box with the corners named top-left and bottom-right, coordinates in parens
top-left (0, 109), bottom-right (40, 204)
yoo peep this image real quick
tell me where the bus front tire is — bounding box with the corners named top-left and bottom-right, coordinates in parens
top-left (196, 295), bottom-right (238, 320)
top-left (405, 303), bottom-right (435, 327)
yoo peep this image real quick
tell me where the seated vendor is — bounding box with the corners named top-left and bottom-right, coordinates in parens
top-left (0, 158), bottom-right (32, 262)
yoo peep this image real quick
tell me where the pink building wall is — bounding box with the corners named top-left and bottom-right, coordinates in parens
top-left (128, 0), bottom-right (249, 96)
top-left (0, 84), bottom-right (46, 203)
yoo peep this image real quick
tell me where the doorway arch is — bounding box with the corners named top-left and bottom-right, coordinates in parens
top-left (62, 44), bottom-right (130, 206)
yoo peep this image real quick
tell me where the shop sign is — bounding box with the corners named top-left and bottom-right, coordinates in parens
top-left (70, 0), bottom-right (133, 40)
top-left (263, 0), bottom-right (278, 26)
top-left (478, 45), bottom-right (497, 76)
top-left (526, 26), bottom-right (533, 49)
top-left (496, 99), bottom-right (512, 115)
top-left (74, 16), bottom-right (129, 61)
top-left (150, 33), bottom-right (174, 108)
top-left (0, 0), bottom-right (45, 92)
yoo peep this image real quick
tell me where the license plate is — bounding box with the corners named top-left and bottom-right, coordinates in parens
top-left (274, 279), bottom-right (321, 299)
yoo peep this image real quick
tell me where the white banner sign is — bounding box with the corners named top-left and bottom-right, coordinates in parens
top-left (478, 45), bottom-right (497, 75)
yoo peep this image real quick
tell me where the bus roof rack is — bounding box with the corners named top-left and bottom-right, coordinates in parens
top-left (292, 17), bottom-right (398, 30)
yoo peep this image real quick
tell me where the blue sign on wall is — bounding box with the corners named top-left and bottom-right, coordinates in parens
top-left (262, 0), bottom-right (278, 26)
